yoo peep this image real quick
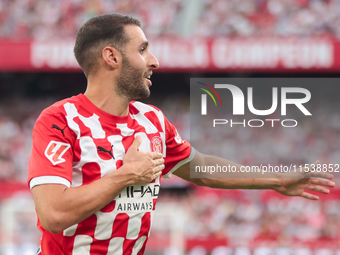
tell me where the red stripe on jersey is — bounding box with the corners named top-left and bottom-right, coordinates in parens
top-left (152, 198), bottom-right (157, 211)
top-left (82, 162), bottom-right (101, 185)
top-left (116, 159), bottom-right (123, 169)
top-left (139, 212), bottom-right (151, 238)
top-left (129, 103), bottom-right (140, 115)
top-left (112, 213), bottom-right (129, 238)
top-left (89, 239), bottom-right (110, 254)
top-left (73, 139), bottom-right (81, 162)
top-left (73, 116), bottom-right (92, 137)
top-left (144, 111), bottom-right (164, 132)
top-left (40, 231), bottom-right (64, 254)
top-left (100, 201), bottom-right (116, 213)
top-left (76, 214), bottom-right (97, 236)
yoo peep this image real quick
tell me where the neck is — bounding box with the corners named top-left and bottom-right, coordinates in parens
top-left (84, 74), bottom-right (130, 116)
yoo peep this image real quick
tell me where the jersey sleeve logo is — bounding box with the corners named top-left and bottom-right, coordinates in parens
top-left (44, 141), bottom-right (71, 165)
top-left (51, 124), bottom-right (68, 137)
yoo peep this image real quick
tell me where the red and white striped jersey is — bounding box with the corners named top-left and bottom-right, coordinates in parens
top-left (28, 94), bottom-right (192, 255)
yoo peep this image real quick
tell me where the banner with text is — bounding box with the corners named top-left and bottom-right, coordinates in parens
top-left (0, 37), bottom-right (339, 72)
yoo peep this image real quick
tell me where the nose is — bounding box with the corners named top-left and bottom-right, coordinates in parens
top-left (148, 51), bottom-right (160, 69)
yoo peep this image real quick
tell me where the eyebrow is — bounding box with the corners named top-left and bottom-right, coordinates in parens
top-left (140, 41), bottom-right (149, 48)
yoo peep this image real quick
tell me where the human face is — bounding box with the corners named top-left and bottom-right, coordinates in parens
top-left (115, 25), bottom-right (159, 101)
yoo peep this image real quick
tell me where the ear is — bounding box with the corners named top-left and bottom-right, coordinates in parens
top-left (102, 46), bottom-right (121, 69)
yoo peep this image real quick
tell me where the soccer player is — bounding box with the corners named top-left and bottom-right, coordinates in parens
top-left (28, 14), bottom-right (335, 255)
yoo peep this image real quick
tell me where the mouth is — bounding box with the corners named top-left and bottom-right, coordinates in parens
top-left (145, 72), bottom-right (152, 79)
top-left (145, 72), bottom-right (153, 85)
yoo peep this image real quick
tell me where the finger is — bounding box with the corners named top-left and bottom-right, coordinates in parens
top-left (300, 192), bottom-right (319, 200)
top-left (309, 172), bottom-right (334, 180)
top-left (153, 164), bottom-right (165, 173)
top-left (305, 184), bottom-right (330, 194)
top-left (154, 158), bottom-right (165, 166)
top-left (130, 136), bottom-right (142, 151)
top-left (151, 169), bottom-right (163, 181)
top-left (151, 151), bottom-right (163, 159)
top-left (304, 161), bottom-right (320, 172)
top-left (310, 178), bottom-right (335, 188)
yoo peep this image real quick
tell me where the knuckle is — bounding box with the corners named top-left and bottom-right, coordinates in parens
top-left (144, 152), bottom-right (152, 158)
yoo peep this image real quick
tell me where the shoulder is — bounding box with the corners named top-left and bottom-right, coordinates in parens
top-left (129, 101), bottom-right (166, 121)
top-left (129, 101), bottom-right (169, 132)
top-left (37, 95), bottom-right (82, 121)
top-left (34, 95), bottom-right (83, 129)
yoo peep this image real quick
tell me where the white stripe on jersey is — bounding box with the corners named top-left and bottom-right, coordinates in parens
top-left (134, 132), bottom-right (152, 152)
top-left (71, 135), bottom-right (116, 186)
top-left (132, 102), bottom-right (166, 132)
top-left (72, 235), bottom-right (93, 255)
top-left (130, 112), bottom-right (158, 134)
top-left (126, 212), bottom-right (143, 239)
top-left (116, 123), bottom-right (134, 136)
top-left (131, 102), bottom-right (163, 135)
top-left (94, 210), bottom-right (117, 240)
top-left (64, 102), bottom-right (106, 139)
top-left (63, 223), bottom-right (78, 236)
top-left (131, 236), bottom-right (147, 255)
top-left (107, 237), bottom-right (124, 254)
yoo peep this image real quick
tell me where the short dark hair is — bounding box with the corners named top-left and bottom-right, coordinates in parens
top-left (74, 13), bottom-right (141, 77)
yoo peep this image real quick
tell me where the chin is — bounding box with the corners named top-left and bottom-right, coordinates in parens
top-left (132, 90), bottom-right (150, 101)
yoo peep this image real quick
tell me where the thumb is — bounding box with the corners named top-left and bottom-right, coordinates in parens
top-left (129, 136), bottom-right (142, 151)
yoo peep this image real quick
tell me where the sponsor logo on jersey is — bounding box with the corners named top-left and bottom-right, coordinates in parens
top-left (151, 136), bottom-right (163, 153)
top-left (97, 145), bottom-right (115, 159)
top-left (51, 124), bottom-right (68, 137)
top-left (44, 141), bottom-right (71, 165)
top-left (115, 183), bottom-right (159, 212)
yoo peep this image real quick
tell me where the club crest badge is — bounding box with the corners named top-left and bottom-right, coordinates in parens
top-left (151, 136), bottom-right (163, 153)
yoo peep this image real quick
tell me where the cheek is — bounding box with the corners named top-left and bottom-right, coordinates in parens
top-left (134, 54), bottom-right (147, 67)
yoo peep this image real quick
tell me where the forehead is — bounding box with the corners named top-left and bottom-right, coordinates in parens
top-left (124, 25), bottom-right (147, 47)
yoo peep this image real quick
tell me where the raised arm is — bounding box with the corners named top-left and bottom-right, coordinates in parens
top-left (173, 149), bottom-right (335, 200)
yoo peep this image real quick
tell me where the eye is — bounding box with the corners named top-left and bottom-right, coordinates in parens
top-left (140, 46), bottom-right (146, 53)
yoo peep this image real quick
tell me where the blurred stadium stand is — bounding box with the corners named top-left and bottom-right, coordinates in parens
top-left (0, 0), bottom-right (340, 254)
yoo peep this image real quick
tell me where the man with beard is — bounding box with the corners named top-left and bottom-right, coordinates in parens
top-left (28, 14), bottom-right (335, 255)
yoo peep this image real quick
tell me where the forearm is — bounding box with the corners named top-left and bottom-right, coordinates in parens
top-left (191, 152), bottom-right (281, 190)
top-left (175, 149), bottom-right (334, 200)
top-left (32, 166), bottom-right (134, 234)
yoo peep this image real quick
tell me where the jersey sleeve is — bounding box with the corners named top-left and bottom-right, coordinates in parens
top-left (162, 115), bottom-right (194, 178)
top-left (28, 111), bottom-right (75, 189)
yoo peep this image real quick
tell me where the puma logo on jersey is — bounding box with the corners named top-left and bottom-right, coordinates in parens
top-left (45, 141), bottom-right (71, 165)
top-left (97, 145), bottom-right (115, 159)
top-left (52, 124), bottom-right (68, 137)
